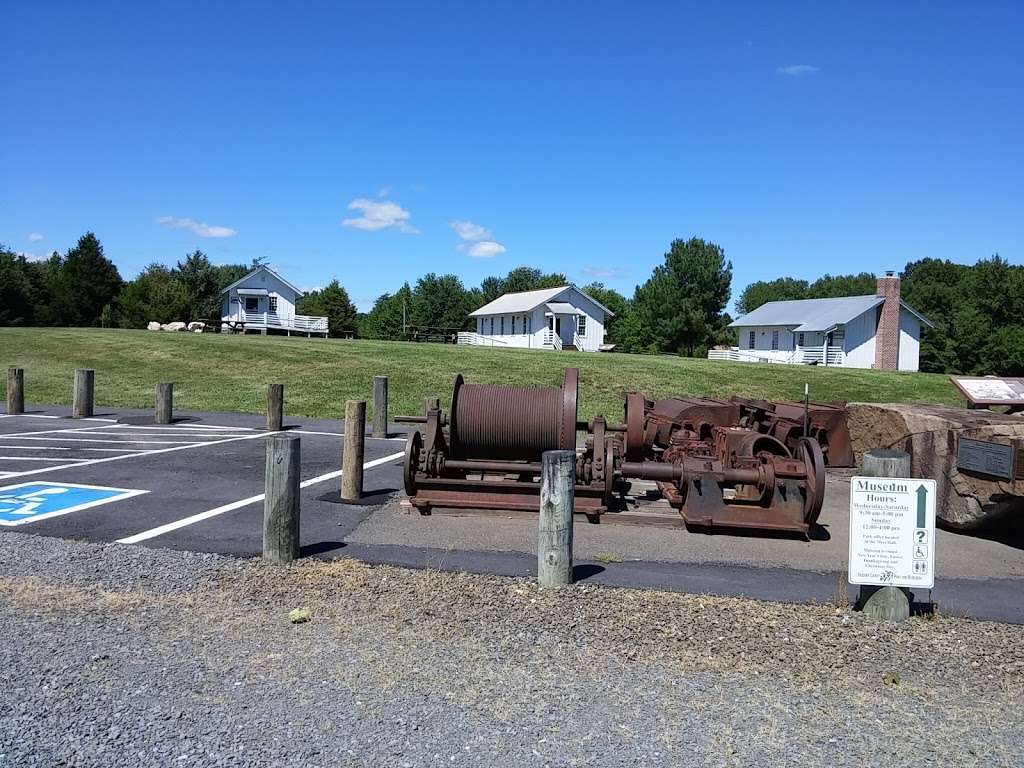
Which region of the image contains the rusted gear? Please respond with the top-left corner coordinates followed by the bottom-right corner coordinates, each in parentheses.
top-left (403, 430), bottom-right (422, 497)
top-left (797, 436), bottom-right (826, 526)
top-left (624, 391), bottom-right (646, 461)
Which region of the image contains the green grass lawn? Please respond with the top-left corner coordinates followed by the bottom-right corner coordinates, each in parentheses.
top-left (0, 328), bottom-right (960, 421)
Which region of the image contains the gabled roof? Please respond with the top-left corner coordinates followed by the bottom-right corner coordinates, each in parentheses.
top-left (470, 284), bottom-right (614, 317)
top-left (730, 294), bottom-right (933, 332)
top-left (220, 266), bottom-right (303, 296)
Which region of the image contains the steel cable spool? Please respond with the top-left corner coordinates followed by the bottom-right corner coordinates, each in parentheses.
top-left (450, 369), bottom-right (579, 462)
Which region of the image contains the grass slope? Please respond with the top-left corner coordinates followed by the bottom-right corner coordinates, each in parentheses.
top-left (0, 328), bottom-right (959, 421)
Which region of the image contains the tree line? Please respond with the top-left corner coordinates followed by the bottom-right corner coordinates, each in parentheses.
top-left (3, 232), bottom-right (1020, 374)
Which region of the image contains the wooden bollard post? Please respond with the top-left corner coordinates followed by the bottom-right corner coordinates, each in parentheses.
top-left (267, 383), bottom-right (284, 431)
top-left (860, 448), bottom-right (913, 621)
top-left (263, 433), bottom-right (300, 564)
top-left (372, 375), bottom-right (388, 438)
top-left (863, 449), bottom-right (911, 479)
top-left (7, 368), bottom-right (24, 415)
top-left (154, 383), bottom-right (174, 424)
top-left (538, 450), bottom-right (575, 587)
top-left (72, 369), bottom-right (95, 418)
top-left (341, 400), bottom-right (366, 501)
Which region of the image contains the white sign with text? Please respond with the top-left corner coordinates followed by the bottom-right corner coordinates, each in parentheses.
top-left (848, 476), bottom-right (936, 589)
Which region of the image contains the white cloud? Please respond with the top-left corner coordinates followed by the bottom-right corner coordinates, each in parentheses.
top-left (155, 216), bottom-right (237, 238)
top-left (449, 219), bottom-right (493, 241)
top-left (582, 265), bottom-right (626, 278)
top-left (342, 198), bottom-right (419, 234)
top-left (462, 241), bottom-right (506, 259)
top-left (27, 232), bottom-right (43, 242)
top-left (776, 64), bottom-right (819, 77)
top-left (15, 251), bottom-right (49, 262)
top-left (450, 218), bottom-right (505, 257)
top-left (377, 186), bottom-right (392, 198)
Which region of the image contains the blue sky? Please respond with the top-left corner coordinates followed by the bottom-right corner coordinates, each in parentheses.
top-left (2, 2), bottom-right (1021, 311)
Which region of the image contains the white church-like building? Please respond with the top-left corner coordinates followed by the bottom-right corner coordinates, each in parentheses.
top-left (460, 285), bottom-right (614, 352)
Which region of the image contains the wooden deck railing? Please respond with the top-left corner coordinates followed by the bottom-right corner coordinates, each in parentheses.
top-left (239, 311), bottom-right (328, 333)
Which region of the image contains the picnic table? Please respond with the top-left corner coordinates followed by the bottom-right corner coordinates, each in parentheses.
top-left (200, 318), bottom-right (246, 334)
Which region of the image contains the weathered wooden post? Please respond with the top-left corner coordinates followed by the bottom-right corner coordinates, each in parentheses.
top-left (263, 433), bottom-right (300, 564)
top-left (372, 376), bottom-right (388, 438)
top-left (341, 400), bottom-right (366, 501)
top-left (154, 383), bottom-right (174, 425)
top-left (267, 383), bottom-right (284, 431)
top-left (860, 448), bottom-right (913, 621)
top-left (863, 449), bottom-right (911, 479)
top-left (7, 368), bottom-right (24, 415)
top-left (538, 450), bottom-right (575, 587)
top-left (72, 369), bottom-right (95, 418)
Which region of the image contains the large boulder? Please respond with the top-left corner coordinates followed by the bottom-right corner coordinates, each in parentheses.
top-left (146, 321), bottom-right (161, 331)
top-left (187, 321), bottom-right (205, 333)
top-left (848, 403), bottom-right (1024, 529)
top-left (162, 321), bottom-right (187, 332)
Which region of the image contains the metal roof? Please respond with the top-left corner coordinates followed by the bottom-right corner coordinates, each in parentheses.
top-left (220, 266), bottom-right (303, 296)
top-left (545, 302), bottom-right (581, 315)
top-left (729, 295), bottom-right (886, 332)
top-left (470, 285), bottom-right (614, 317)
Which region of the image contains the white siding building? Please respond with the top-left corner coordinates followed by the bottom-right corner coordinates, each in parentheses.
top-left (461, 285), bottom-right (613, 352)
top-left (715, 274), bottom-right (932, 371)
top-left (220, 266), bottom-right (328, 336)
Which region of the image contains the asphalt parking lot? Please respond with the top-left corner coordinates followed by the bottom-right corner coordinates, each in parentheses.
top-left (2, 404), bottom-right (1023, 622)
top-left (0, 406), bottom-right (406, 556)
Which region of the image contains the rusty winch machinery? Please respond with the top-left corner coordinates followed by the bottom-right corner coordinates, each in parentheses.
top-left (399, 368), bottom-right (849, 536)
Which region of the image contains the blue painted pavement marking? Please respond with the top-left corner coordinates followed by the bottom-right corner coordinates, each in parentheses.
top-left (0, 482), bottom-right (148, 526)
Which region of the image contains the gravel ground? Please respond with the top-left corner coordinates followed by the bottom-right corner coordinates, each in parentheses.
top-left (1, 532), bottom-right (1022, 767)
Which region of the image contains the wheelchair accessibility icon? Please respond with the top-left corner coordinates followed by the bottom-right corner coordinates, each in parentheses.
top-left (0, 482), bottom-right (147, 526)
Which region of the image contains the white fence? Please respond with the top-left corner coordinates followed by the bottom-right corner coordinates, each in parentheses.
top-left (708, 346), bottom-right (846, 366)
top-left (456, 332), bottom-right (507, 346)
top-left (798, 345), bottom-right (845, 366)
top-left (240, 311), bottom-right (328, 334)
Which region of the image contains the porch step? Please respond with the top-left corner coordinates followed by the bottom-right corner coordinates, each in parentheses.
top-left (563, 344), bottom-right (577, 351)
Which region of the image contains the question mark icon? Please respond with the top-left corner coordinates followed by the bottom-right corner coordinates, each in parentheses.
top-left (916, 530), bottom-right (926, 543)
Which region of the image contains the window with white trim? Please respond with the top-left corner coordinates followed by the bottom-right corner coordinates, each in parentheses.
top-left (500, 316), bottom-right (505, 334)
top-left (490, 317), bottom-right (494, 334)
top-left (798, 332), bottom-right (805, 347)
top-left (269, 296), bottom-right (278, 313)
top-left (771, 330), bottom-right (779, 350)
top-left (748, 331), bottom-right (755, 349)
top-left (577, 315), bottom-right (586, 336)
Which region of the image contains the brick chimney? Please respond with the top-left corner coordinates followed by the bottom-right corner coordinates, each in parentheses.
top-left (874, 271), bottom-right (900, 370)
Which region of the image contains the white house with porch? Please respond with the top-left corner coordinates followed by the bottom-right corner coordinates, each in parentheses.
top-left (460, 285), bottom-right (613, 352)
top-left (712, 273), bottom-right (932, 371)
top-left (220, 266), bottom-right (328, 336)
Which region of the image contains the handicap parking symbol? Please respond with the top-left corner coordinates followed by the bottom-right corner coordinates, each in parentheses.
top-left (0, 482), bottom-right (147, 526)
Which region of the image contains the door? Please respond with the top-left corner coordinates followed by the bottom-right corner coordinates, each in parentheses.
top-left (559, 316), bottom-right (574, 347)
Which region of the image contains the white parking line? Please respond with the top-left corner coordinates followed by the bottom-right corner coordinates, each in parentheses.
top-left (0, 456), bottom-right (74, 462)
top-left (0, 445), bottom-right (143, 453)
top-left (115, 451), bottom-right (406, 544)
top-left (0, 414), bottom-right (117, 422)
top-left (0, 424), bottom-right (132, 439)
top-left (0, 436), bottom-right (207, 445)
top-left (0, 430), bottom-right (280, 481)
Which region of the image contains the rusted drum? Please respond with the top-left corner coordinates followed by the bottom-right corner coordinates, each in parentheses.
top-left (449, 368), bottom-right (579, 461)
